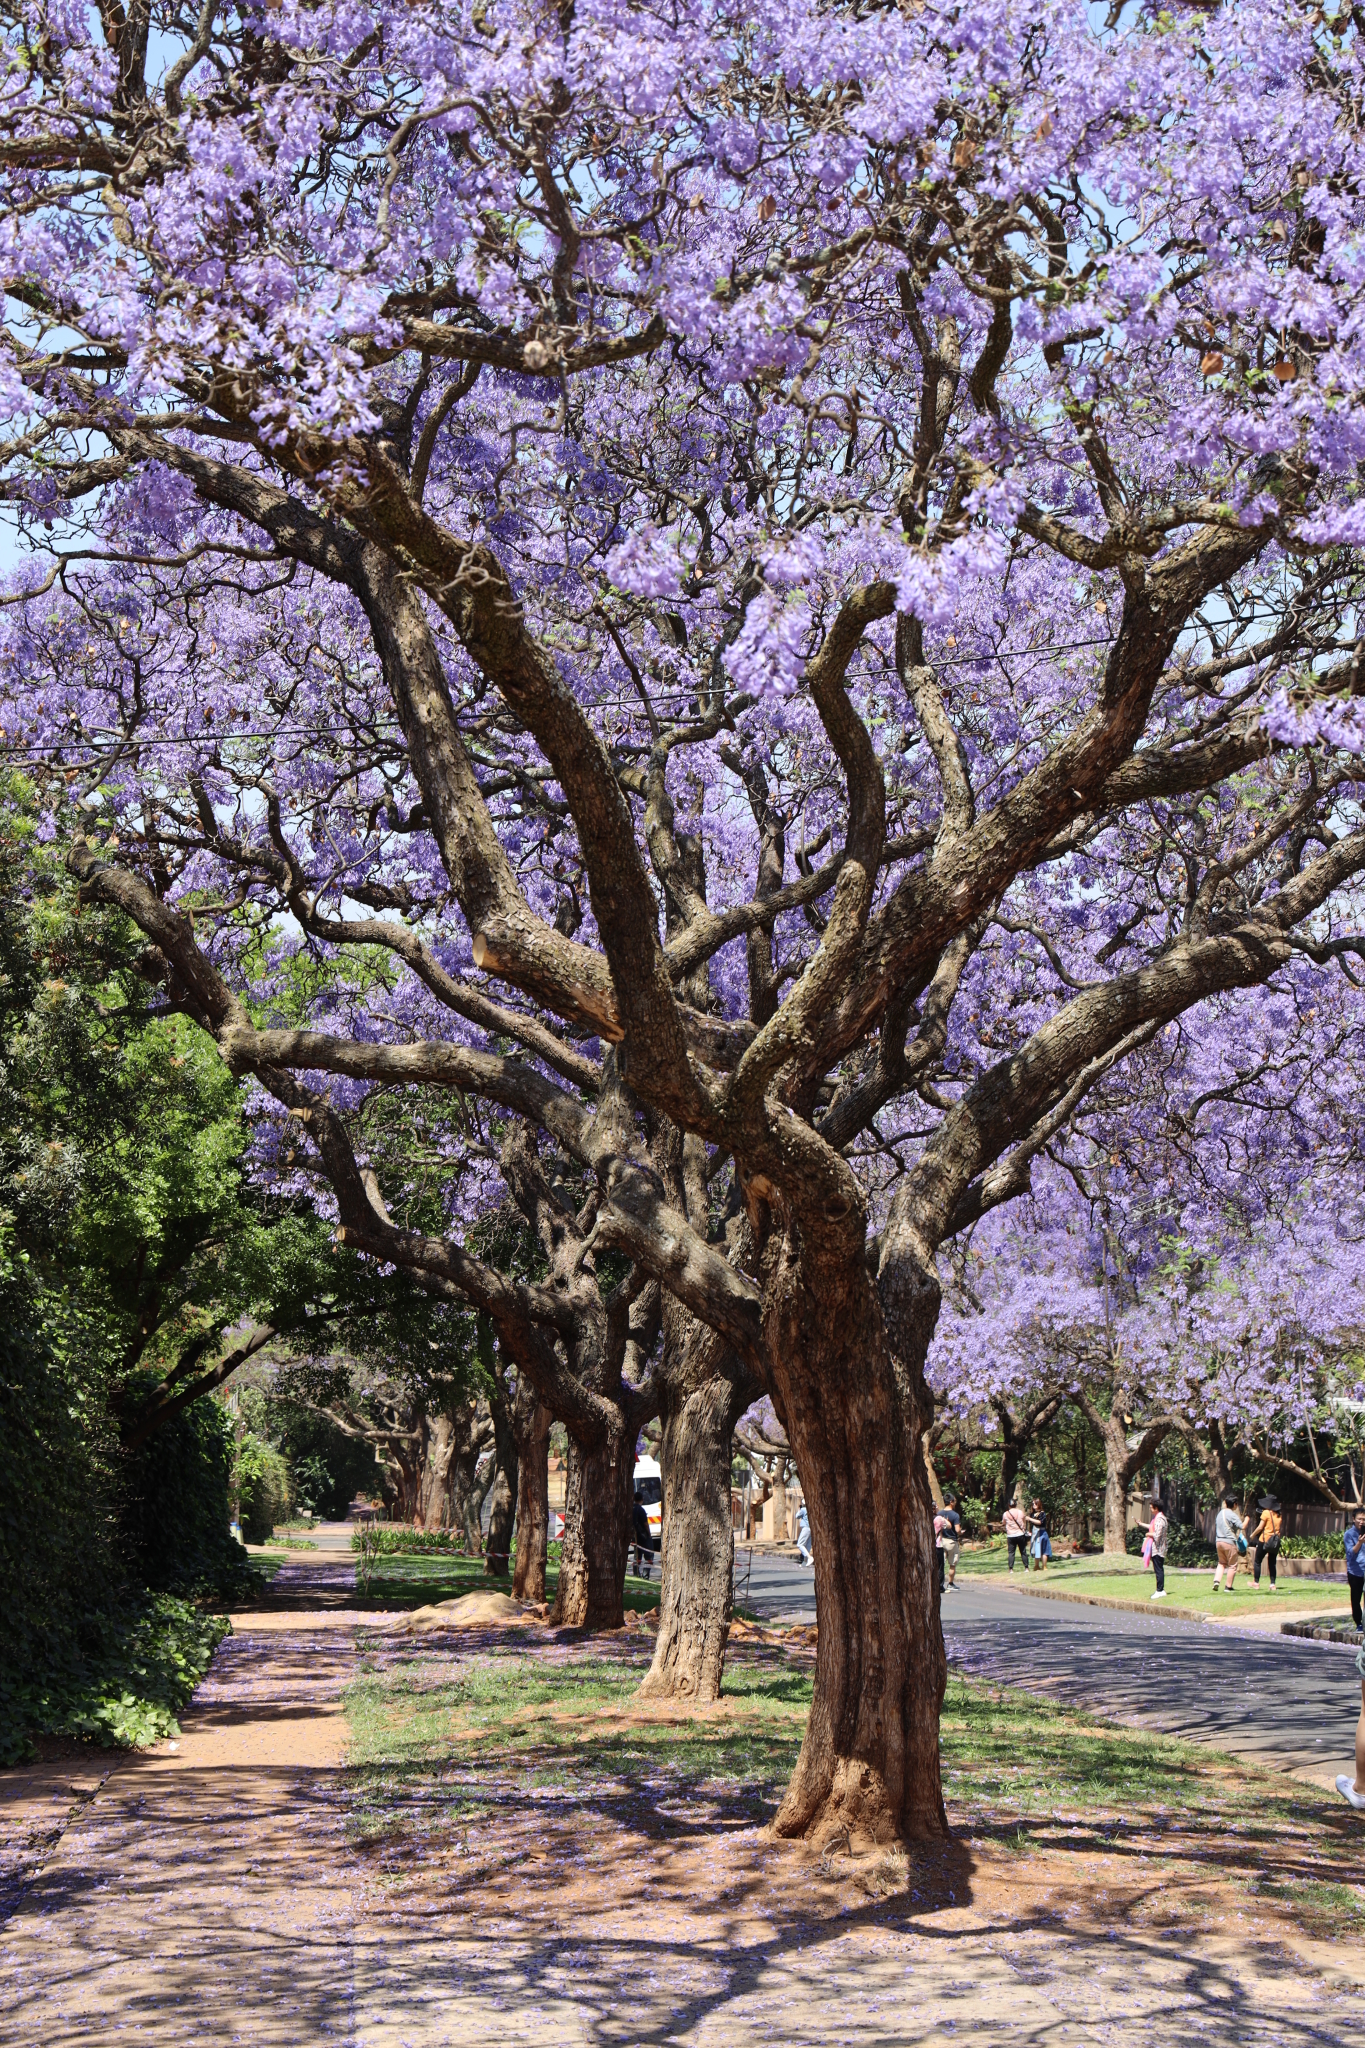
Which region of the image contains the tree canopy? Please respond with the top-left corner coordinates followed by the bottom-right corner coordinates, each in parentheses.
top-left (4, 0), bottom-right (1365, 1842)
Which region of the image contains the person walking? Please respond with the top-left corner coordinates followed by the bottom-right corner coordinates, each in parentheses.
top-left (1346, 1508), bottom-right (1365, 1632)
top-left (1147, 1497), bottom-right (1169, 1600)
top-left (794, 1500), bottom-right (813, 1568)
top-left (1003, 1497), bottom-right (1029, 1573)
top-left (631, 1488), bottom-right (657, 1581)
top-left (1337, 1641), bottom-right (1365, 1810)
top-left (1028, 1499), bottom-right (1052, 1572)
top-left (937, 1493), bottom-right (963, 1591)
top-left (1247, 1495), bottom-right (1282, 1591)
top-left (1212, 1495), bottom-right (1246, 1591)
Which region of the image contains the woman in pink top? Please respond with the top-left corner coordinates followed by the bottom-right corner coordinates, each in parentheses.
top-left (1147, 1501), bottom-right (1169, 1600)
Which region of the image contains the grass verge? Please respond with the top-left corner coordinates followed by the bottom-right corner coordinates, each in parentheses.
top-left (360, 1550), bottom-right (665, 1614)
top-left (342, 1630), bottom-right (1365, 1947)
top-left (1012, 1570), bottom-right (1352, 1618)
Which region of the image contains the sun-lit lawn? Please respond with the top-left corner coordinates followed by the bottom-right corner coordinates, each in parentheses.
top-left (342, 1634), bottom-right (1365, 1942)
top-left (955, 1543), bottom-right (1350, 1616)
top-left (1011, 1568), bottom-right (1352, 1620)
top-left (355, 1549), bottom-right (665, 1614)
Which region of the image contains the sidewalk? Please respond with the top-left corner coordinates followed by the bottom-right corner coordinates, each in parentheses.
top-left (0, 1560), bottom-right (361, 2046)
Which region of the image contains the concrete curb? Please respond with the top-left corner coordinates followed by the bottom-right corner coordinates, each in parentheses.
top-left (1281, 1618), bottom-right (1365, 1645)
top-left (1007, 1583), bottom-right (1205, 1621)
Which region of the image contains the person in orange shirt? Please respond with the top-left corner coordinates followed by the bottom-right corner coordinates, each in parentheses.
top-left (1247, 1496), bottom-right (1282, 1591)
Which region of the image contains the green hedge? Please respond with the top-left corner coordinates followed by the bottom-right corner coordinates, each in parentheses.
top-left (235, 1431), bottom-right (293, 1545)
top-left (122, 1380), bottom-right (254, 1597)
top-left (1280, 1533), bottom-right (1346, 1559)
top-left (351, 1525), bottom-right (466, 1555)
top-left (0, 1595), bottom-right (231, 1765)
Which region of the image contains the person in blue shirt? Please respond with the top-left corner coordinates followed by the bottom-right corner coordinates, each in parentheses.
top-left (1346, 1509), bottom-right (1365, 1633)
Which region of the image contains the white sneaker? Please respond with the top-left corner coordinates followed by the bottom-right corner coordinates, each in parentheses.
top-left (1151, 1591), bottom-right (1166, 1600)
top-left (1337, 1775), bottom-right (1365, 1811)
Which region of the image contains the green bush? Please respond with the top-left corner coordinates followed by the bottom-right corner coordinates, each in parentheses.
top-left (0, 1249), bottom-right (119, 1700)
top-left (1280, 1533), bottom-right (1346, 1559)
top-left (956, 1495), bottom-right (988, 1538)
top-left (0, 1594), bottom-right (231, 1765)
top-left (1125, 1522), bottom-right (1216, 1566)
top-left (353, 1525), bottom-right (464, 1555)
top-left (122, 1379), bottom-right (254, 1597)
top-left (235, 1430), bottom-right (293, 1544)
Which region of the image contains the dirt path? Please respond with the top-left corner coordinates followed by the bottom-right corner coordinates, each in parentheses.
top-left (0, 1558), bottom-right (366, 2047)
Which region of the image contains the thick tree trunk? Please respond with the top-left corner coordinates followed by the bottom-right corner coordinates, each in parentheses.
top-left (512, 1391), bottom-right (551, 1602)
top-left (417, 1411), bottom-right (458, 1531)
top-left (549, 1422), bottom-right (633, 1629)
top-left (639, 1363), bottom-right (749, 1703)
top-left (764, 1233), bottom-right (947, 1847)
top-left (484, 1377), bottom-right (518, 1574)
top-left (1101, 1447), bottom-right (1130, 1556)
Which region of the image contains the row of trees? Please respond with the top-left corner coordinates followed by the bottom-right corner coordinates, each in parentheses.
top-left (5, 0), bottom-right (1365, 1847)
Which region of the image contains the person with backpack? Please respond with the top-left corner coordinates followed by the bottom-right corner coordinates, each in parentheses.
top-left (1248, 1495), bottom-right (1282, 1591)
top-left (1147, 1498), bottom-right (1169, 1600)
top-left (1212, 1495), bottom-right (1246, 1590)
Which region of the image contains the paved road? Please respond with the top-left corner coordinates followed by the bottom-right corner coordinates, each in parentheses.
top-left (741, 1556), bottom-right (1362, 1786)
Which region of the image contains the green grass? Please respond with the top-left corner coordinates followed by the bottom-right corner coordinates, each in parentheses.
top-left (341, 1633), bottom-right (1365, 1941)
top-left (1014, 1569), bottom-right (1351, 1617)
top-left (344, 1640), bottom-right (806, 1848)
top-left (361, 1550), bottom-right (664, 1614)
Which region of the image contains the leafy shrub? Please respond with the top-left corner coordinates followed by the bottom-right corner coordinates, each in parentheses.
top-left (1280, 1533), bottom-right (1346, 1559)
top-left (956, 1496), bottom-right (988, 1538)
top-left (1125, 1523), bottom-right (1215, 1565)
top-left (0, 1595), bottom-right (231, 1765)
top-left (0, 1244), bottom-right (120, 1699)
top-left (234, 1430), bottom-right (293, 1544)
top-left (122, 1379), bottom-right (254, 1596)
top-left (353, 1525), bottom-right (465, 1555)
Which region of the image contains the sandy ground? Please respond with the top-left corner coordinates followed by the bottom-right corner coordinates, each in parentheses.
top-left (2, 1559), bottom-right (1362, 2046)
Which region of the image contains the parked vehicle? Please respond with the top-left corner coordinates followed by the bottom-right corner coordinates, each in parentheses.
top-left (634, 1456), bottom-right (663, 1544)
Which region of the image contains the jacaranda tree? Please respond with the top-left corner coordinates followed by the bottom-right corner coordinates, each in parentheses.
top-left (5, 0), bottom-right (1365, 1843)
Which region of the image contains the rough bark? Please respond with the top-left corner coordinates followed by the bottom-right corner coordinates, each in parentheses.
top-left (988, 1394), bottom-right (1063, 1519)
top-left (1072, 1389), bottom-right (1177, 1553)
top-left (450, 1398), bottom-right (496, 1548)
top-left (639, 1321), bottom-right (756, 1703)
top-left (511, 1381), bottom-right (552, 1602)
top-left (483, 1357), bottom-right (520, 1572)
top-left (550, 1421), bottom-right (634, 1629)
top-left (417, 1409), bottom-right (460, 1531)
top-left (764, 1228), bottom-right (947, 1848)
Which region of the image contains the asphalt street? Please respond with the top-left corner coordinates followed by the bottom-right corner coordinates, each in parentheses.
top-left (738, 1551), bottom-right (1362, 1786)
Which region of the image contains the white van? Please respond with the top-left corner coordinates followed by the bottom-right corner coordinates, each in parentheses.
top-left (634, 1455), bottom-right (663, 1543)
